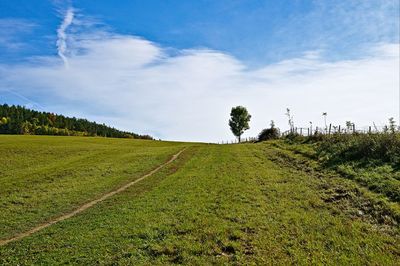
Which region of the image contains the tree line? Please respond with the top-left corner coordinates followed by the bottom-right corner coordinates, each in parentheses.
top-left (0, 104), bottom-right (153, 140)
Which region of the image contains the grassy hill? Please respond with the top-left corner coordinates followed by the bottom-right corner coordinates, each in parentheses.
top-left (0, 135), bottom-right (399, 264)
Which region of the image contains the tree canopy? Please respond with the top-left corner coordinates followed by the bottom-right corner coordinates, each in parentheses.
top-left (229, 106), bottom-right (251, 142)
top-left (0, 104), bottom-right (153, 139)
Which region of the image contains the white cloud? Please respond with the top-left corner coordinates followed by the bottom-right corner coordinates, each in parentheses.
top-left (56, 8), bottom-right (74, 68)
top-left (0, 24), bottom-right (398, 142)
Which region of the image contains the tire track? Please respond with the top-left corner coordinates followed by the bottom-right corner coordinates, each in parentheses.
top-left (0, 147), bottom-right (187, 246)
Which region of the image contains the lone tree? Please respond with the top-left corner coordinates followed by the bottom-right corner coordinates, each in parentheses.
top-left (229, 106), bottom-right (251, 142)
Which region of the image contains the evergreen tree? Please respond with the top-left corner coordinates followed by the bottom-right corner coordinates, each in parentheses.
top-left (0, 104), bottom-right (153, 140)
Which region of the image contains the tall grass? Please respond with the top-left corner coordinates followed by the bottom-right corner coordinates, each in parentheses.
top-left (316, 133), bottom-right (400, 167)
top-left (280, 132), bottom-right (400, 202)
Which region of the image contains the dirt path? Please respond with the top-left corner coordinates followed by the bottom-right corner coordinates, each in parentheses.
top-left (0, 147), bottom-right (187, 246)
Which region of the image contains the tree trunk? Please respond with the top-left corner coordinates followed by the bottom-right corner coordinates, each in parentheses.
top-left (238, 135), bottom-right (241, 143)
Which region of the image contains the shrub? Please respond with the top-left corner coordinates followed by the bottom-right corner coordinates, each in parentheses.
top-left (258, 127), bottom-right (280, 141)
top-left (307, 131), bottom-right (325, 142)
top-left (258, 121), bottom-right (280, 141)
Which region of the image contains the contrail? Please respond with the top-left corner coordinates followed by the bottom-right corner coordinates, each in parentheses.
top-left (4, 89), bottom-right (45, 110)
top-left (57, 8), bottom-right (74, 68)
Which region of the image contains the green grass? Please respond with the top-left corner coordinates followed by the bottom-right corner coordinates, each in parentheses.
top-left (0, 136), bottom-right (399, 264)
top-left (280, 133), bottom-right (400, 203)
top-left (275, 136), bottom-right (400, 203)
top-left (0, 135), bottom-right (187, 239)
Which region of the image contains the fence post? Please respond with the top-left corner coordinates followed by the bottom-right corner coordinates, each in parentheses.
top-left (328, 124), bottom-right (332, 135)
top-left (353, 124), bottom-right (356, 133)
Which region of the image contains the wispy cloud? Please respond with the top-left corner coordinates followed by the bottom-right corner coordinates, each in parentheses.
top-left (0, 19), bottom-right (36, 50)
top-left (56, 8), bottom-right (74, 68)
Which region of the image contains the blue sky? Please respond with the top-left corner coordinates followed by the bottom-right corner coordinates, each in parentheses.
top-left (2, 0), bottom-right (398, 64)
top-left (0, 0), bottom-right (399, 141)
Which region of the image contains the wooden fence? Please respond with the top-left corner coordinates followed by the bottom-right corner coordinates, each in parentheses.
top-left (219, 124), bottom-right (397, 144)
top-left (218, 137), bottom-right (257, 144)
top-left (280, 124), bottom-right (393, 137)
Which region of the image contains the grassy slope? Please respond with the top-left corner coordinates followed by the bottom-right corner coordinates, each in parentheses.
top-left (274, 138), bottom-right (400, 203)
top-left (0, 135), bottom-right (187, 239)
top-left (1, 138), bottom-right (399, 265)
top-left (270, 140), bottom-right (400, 223)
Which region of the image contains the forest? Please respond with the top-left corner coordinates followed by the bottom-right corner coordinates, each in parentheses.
top-left (0, 104), bottom-right (153, 139)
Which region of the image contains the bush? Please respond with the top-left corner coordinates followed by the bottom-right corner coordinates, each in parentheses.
top-left (307, 131), bottom-right (325, 142)
top-left (282, 132), bottom-right (313, 144)
top-left (258, 121), bottom-right (280, 141)
top-left (258, 128), bottom-right (280, 141)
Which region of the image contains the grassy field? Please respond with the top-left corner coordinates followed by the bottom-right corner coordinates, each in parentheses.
top-left (0, 135), bottom-right (187, 239)
top-left (0, 136), bottom-right (399, 264)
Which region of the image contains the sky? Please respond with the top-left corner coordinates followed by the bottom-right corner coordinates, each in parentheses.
top-left (0, 0), bottom-right (399, 142)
